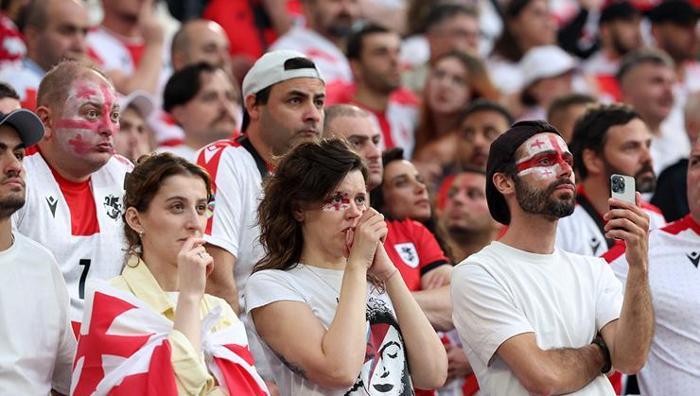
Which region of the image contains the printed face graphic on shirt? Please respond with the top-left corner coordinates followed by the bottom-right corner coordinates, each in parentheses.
top-left (515, 134), bottom-right (575, 184)
top-left (53, 75), bottom-right (120, 165)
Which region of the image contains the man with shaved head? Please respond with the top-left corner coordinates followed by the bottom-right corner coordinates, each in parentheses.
top-left (13, 60), bottom-right (132, 331)
top-left (171, 19), bottom-right (233, 78)
top-left (0, 0), bottom-right (89, 109)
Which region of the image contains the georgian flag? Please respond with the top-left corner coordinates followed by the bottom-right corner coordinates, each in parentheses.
top-left (71, 280), bottom-right (269, 395)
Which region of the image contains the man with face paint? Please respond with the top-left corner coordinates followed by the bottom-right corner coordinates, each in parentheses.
top-left (12, 60), bottom-right (133, 331)
top-left (558, 104), bottom-right (666, 257)
top-left (452, 120), bottom-right (654, 395)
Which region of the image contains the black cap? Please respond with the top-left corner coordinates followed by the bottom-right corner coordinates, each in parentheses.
top-left (0, 109), bottom-right (44, 147)
top-left (648, 0), bottom-right (700, 26)
top-left (485, 120), bottom-right (562, 225)
top-left (599, 1), bottom-right (640, 25)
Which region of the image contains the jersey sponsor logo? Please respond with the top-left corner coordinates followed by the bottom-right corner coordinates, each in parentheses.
top-left (394, 242), bottom-right (418, 268)
top-left (590, 237), bottom-right (601, 254)
top-left (103, 194), bottom-right (122, 220)
top-left (687, 251), bottom-right (700, 268)
top-left (46, 195), bottom-right (58, 217)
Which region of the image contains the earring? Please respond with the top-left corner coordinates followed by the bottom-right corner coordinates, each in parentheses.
top-left (139, 231), bottom-right (145, 238)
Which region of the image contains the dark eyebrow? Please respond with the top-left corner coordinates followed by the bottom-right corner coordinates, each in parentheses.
top-left (347, 134), bottom-right (369, 142)
top-left (0, 142), bottom-right (25, 151)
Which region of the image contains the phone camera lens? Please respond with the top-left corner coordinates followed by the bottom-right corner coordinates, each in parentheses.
top-left (612, 176), bottom-right (625, 193)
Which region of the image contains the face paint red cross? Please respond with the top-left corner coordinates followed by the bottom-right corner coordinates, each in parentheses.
top-left (530, 139), bottom-right (546, 149)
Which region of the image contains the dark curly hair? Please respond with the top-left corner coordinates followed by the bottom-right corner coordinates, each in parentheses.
top-left (255, 138), bottom-right (368, 272)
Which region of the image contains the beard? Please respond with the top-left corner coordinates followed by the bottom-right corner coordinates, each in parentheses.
top-left (0, 193), bottom-right (25, 219)
top-left (605, 160), bottom-right (656, 193)
top-left (513, 175), bottom-right (575, 219)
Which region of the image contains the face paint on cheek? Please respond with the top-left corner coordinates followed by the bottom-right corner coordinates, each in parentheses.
top-left (67, 134), bottom-right (92, 155)
top-left (322, 192), bottom-right (352, 211)
top-left (99, 84), bottom-right (119, 135)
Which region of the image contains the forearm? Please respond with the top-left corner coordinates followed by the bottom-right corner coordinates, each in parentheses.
top-left (386, 272), bottom-right (447, 389)
top-left (173, 293), bottom-right (203, 355)
top-left (525, 345), bottom-right (604, 395)
top-left (116, 43), bottom-right (164, 94)
top-left (613, 266), bottom-right (654, 373)
top-left (412, 286), bottom-right (454, 331)
top-left (205, 248), bottom-right (240, 314)
top-left (321, 265), bottom-right (369, 377)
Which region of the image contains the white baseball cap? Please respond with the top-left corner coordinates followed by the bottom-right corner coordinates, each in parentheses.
top-left (242, 50), bottom-right (325, 98)
top-left (0, 109), bottom-right (44, 147)
top-left (520, 45), bottom-right (577, 88)
top-left (118, 90), bottom-right (155, 119)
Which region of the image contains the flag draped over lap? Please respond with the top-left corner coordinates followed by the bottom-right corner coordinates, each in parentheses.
top-left (70, 280), bottom-right (269, 396)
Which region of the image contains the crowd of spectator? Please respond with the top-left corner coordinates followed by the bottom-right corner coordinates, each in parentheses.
top-left (0, 0), bottom-right (699, 394)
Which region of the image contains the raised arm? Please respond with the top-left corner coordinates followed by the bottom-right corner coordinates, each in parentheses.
top-left (601, 194), bottom-right (654, 373)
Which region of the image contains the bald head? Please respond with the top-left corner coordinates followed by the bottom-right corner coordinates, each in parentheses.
top-left (171, 19), bottom-right (232, 75)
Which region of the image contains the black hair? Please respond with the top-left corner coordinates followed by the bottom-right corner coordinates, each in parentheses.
top-left (425, 3), bottom-right (479, 32)
top-left (163, 62), bottom-right (219, 113)
top-left (346, 23), bottom-right (392, 61)
top-left (456, 99), bottom-right (514, 127)
top-left (0, 82), bottom-right (19, 100)
top-left (569, 103), bottom-right (640, 179)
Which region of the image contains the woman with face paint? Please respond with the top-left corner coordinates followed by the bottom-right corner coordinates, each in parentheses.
top-left (73, 153), bottom-right (269, 395)
top-left (245, 139), bottom-right (447, 395)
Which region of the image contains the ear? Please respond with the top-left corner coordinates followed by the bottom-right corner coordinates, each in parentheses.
top-left (169, 105), bottom-right (186, 126)
top-left (349, 59), bottom-right (362, 81)
top-left (493, 172), bottom-right (515, 196)
top-left (582, 148), bottom-right (604, 177)
top-left (292, 205), bottom-right (305, 222)
top-left (124, 207), bottom-right (145, 235)
top-left (244, 94), bottom-right (261, 122)
top-left (35, 105), bottom-right (53, 141)
top-left (650, 24), bottom-right (661, 42)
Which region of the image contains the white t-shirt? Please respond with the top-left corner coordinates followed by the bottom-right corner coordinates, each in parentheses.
top-left (556, 197), bottom-right (666, 257)
top-left (246, 264), bottom-right (414, 396)
top-left (0, 233), bottom-right (75, 394)
top-left (156, 143), bottom-right (197, 163)
top-left (12, 153), bottom-right (132, 322)
top-left (451, 241), bottom-right (623, 395)
top-left (269, 26), bottom-right (353, 84)
top-left (608, 215), bottom-right (700, 395)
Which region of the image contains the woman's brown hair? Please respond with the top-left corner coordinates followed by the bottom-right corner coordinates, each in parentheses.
top-left (254, 138), bottom-right (368, 273)
top-left (123, 152), bottom-right (212, 258)
top-left (414, 50), bottom-right (500, 155)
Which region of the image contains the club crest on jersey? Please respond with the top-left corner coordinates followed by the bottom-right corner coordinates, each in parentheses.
top-left (687, 251), bottom-right (700, 268)
top-left (46, 195), bottom-right (58, 217)
top-left (103, 194), bottom-right (122, 220)
top-left (394, 243), bottom-right (419, 268)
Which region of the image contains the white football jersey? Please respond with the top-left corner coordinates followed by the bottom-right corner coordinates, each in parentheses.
top-left (13, 152), bottom-right (132, 322)
top-left (556, 190), bottom-right (666, 257)
top-left (607, 215), bottom-right (700, 395)
top-left (0, 58), bottom-right (43, 109)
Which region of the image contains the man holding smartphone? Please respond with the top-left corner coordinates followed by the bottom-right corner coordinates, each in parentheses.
top-left (451, 120), bottom-right (654, 395)
top-left (605, 134), bottom-right (700, 394)
top-left (557, 103), bottom-right (666, 256)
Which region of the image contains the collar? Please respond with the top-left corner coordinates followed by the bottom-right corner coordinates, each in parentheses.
top-left (684, 214), bottom-right (700, 236)
top-left (22, 58), bottom-right (45, 76)
top-left (121, 255), bottom-right (175, 316)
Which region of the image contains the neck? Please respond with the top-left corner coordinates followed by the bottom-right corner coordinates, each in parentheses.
top-left (643, 116), bottom-right (662, 136)
top-left (299, 237), bottom-right (346, 270)
top-left (691, 209), bottom-right (700, 226)
top-left (602, 45), bottom-right (622, 61)
top-left (184, 135), bottom-right (208, 151)
top-left (245, 127), bottom-right (276, 165)
top-left (499, 212), bottom-right (558, 254)
top-left (101, 13), bottom-right (140, 38)
top-left (0, 218), bottom-right (14, 251)
top-left (39, 146), bottom-right (96, 182)
top-left (447, 229), bottom-right (493, 262)
top-left (581, 178), bottom-right (610, 218)
top-left (141, 248), bottom-right (179, 291)
top-left (433, 113), bottom-right (459, 137)
top-left (353, 83), bottom-right (390, 112)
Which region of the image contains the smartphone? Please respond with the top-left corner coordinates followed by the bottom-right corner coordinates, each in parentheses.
top-left (610, 174), bottom-right (636, 206)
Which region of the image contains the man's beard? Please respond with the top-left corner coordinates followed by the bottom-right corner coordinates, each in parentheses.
top-left (610, 31), bottom-right (635, 57)
top-left (605, 160), bottom-right (656, 193)
top-left (0, 194), bottom-right (25, 219)
top-left (513, 175), bottom-right (575, 219)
